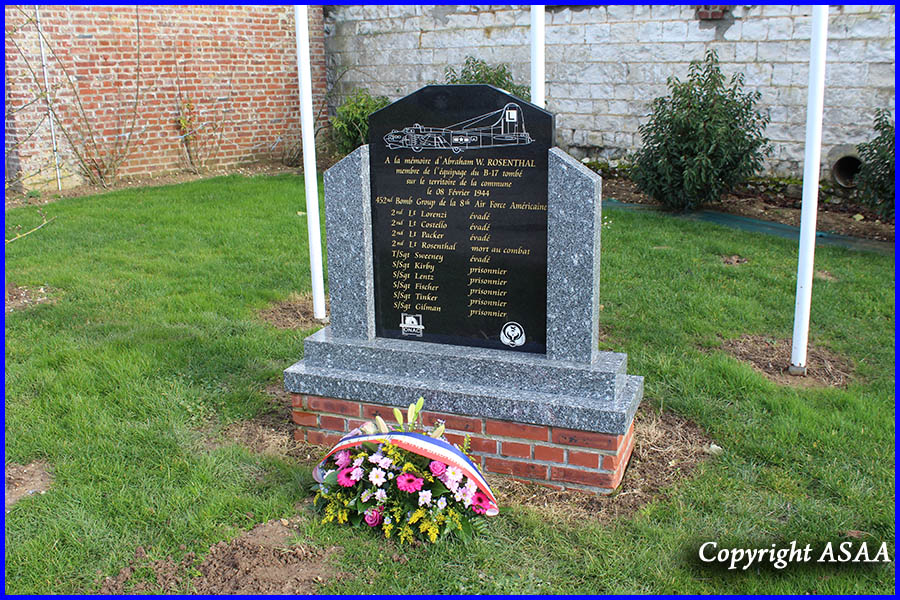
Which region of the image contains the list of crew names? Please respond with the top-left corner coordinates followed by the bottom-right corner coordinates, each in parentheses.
top-left (369, 90), bottom-right (552, 353)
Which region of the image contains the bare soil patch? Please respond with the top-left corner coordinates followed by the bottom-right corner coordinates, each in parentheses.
top-left (258, 293), bottom-right (330, 331)
top-left (490, 404), bottom-right (712, 524)
top-left (5, 461), bottom-right (53, 512)
top-left (98, 518), bottom-right (340, 594)
top-left (721, 254), bottom-right (749, 265)
top-left (603, 176), bottom-right (894, 242)
top-left (814, 270), bottom-right (838, 282)
top-left (721, 334), bottom-right (853, 388)
top-left (5, 283), bottom-right (55, 313)
top-left (205, 382), bottom-right (324, 467)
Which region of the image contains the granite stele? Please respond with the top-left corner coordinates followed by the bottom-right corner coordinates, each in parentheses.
top-left (285, 85), bottom-right (643, 493)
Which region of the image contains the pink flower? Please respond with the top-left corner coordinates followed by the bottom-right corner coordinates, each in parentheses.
top-left (471, 490), bottom-right (491, 514)
top-left (364, 507), bottom-right (383, 527)
top-left (337, 467), bottom-right (356, 487)
top-left (396, 472), bottom-right (424, 493)
top-left (429, 461), bottom-right (447, 477)
top-left (334, 450), bottom-right (351, 469)
top-left (444, 466), bottom-right (463, 482)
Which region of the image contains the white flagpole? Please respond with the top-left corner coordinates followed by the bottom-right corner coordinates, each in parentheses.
top-left (789, 5), bottom-right (829, 375)
top-left (530, 6), bottom-right (545, 107)
top-left (294, 5), bottom-right (326, 320)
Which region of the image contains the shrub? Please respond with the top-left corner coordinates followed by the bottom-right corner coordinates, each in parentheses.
top-left (632, 49), bottom-right (770, 211)
top-left (330, 88), bottom-right (391, 156)
top-left (444, 56), bottom-right (530, 101)
top-left (856, 109), bottom-right (895, 220)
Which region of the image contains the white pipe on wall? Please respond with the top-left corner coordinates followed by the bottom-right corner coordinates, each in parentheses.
top-left (294, 5), bottom-right (326, 320)
top-left (789, 5), bottom-right (829, 375)
top-left (35, 6), bottom-right (62, 191)
top-left (530, 6), bottom-right (545, 108)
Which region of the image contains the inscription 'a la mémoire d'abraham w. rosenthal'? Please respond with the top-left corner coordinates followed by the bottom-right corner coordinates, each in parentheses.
top-left (369, 85), bottom-right (554, 353)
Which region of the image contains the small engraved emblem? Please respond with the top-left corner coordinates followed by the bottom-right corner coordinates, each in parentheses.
top-left (400, 313), bottom-right (424, 337)
top-left (500, 321), bottom-right (525, 347)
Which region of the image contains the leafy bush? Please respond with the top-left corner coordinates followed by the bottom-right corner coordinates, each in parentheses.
top-left (330, 88), bottom-right (391, 156)
top-left (444, 56), bottom-right (530, 101)
top-left (856, 109), bottom-right (895, 219)
top-left (632, 50), bottom-right (770, 211)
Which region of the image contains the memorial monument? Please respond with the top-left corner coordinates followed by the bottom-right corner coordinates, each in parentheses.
top-left (285, 85), bottom-right (643, 493)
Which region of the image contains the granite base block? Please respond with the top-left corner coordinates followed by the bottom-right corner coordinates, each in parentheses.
top-left (284, 326), bottom-right (642, 436)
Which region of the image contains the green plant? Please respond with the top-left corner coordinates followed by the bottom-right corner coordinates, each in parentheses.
top-left (856, 108), bottom-right (895, 220)
top-left (330, 88), bottom-right (391, 156)
top-left (632, 49), bottom-right (770, 211)
top-left (583, 158), bottom-right (634, 180)
top-left (444, 56), bottom-right (530, 101)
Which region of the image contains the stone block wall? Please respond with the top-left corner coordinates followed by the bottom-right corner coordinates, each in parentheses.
top-left (5, 5), bottom-right (327, 191)
top-left (324, 4), bottom-right (895, 177)
top-left (292, 394), bottom-right (636, 494)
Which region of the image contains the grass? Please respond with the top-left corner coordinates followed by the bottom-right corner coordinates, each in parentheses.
top-left (4, 173), bottom-right (895, 594)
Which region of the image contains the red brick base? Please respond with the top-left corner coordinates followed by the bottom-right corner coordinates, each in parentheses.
top-left (291, 394), bottom-right (636, 494)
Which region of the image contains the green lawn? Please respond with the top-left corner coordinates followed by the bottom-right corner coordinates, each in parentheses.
top-left (4, 174), bottom-right (895, 594)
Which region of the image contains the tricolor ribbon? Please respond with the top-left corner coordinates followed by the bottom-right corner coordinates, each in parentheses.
top-left (313, 430), bottom-right (499, 516)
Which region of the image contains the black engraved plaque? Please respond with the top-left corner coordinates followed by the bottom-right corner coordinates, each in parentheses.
top-left (369, 85), bottom-right (554, 353)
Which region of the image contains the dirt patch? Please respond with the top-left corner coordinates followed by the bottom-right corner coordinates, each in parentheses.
top-left (490, 404), bottom-right (712, 524)
top-left (258, 293), bottom-right (330, 331)
top-left (204, 382), bottom-right (322, 467)
top-left (603, 176), bottom-right (894, 242)
top-left (5, 461), bottom-right (53, 512)
top-left (98, 518), bottom-right (339, 594)
top-left (721, 254), bottom-right (749, 265)
top-left (814, 270), bottom-right (838, 282)
top-left (721, 334), bottom-right (853, 388)
top-left (5, 283), bottom-right (55, 313)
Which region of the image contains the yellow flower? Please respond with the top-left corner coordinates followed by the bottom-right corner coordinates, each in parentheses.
top-left (408, 508), bottom-right (426, 524)
top-left (399, 524), bottom-right (414, 544)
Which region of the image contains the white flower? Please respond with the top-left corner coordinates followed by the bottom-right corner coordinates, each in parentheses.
top-left (445, 466), bottom-right (463, 482)
top-left (445, 477), bottom-right (459, 493)
top-left (387, 472), bottom-right (395, 479)
top-left (352, 456), bottom-right (364, 468)
top-left (375, 489), bottom-right (387, 502)
top-left (418, 489), bottom-right (432, 506)
top-left (369, 468), bottom-right (387, 487)
top-left (464, 478), bottom-right (478, 495)
top-left (368, 453), bottom-right (383, 464)
top-left (361, 489), bottom-right (373, 502)
top-left (378, 456), bottom-right (394, 470)
top-left (436, 497), bottom-right (447, 510)
top-left (384, 515), bottom-right (392, 525)
top-left (350, 467), bottom-right (364, 481)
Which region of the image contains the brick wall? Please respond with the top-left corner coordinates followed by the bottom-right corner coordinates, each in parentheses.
top-left (292, 394), bottom-right (636, 494)
top-left (5, 5), bottom-right (327, 190)
top-left (324, 4), bottom-right (895, 178)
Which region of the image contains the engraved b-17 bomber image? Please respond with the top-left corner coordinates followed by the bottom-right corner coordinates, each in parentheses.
top-left (383, 103), bottom-right (532, 153)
